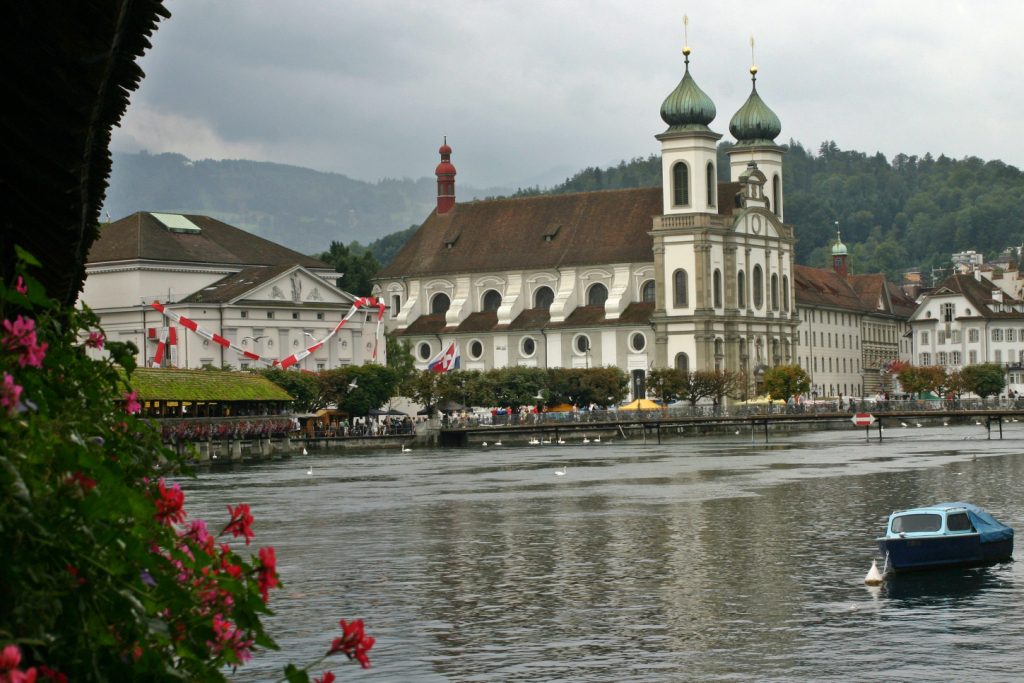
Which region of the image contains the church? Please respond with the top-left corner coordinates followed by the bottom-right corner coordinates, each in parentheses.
top-left (374, 44), bottom-right (909, 400)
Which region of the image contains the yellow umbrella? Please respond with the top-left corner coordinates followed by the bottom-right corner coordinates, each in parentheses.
top-left (620, 398), bottom-right (661, 411)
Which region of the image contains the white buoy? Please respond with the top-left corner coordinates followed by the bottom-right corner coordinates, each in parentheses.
top-left (864, 559), bottom-right (884, 585)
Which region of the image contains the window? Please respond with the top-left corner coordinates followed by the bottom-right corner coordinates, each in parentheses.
top-left (316, 362), bottom-right (326, 372)
top-left (892, 514), bottom-right (942, 533)
top-left (430, 293), bottom-right (451, 315)
top-left (641, 280), bottom-right (655, 303)
top-left (969, 328), bottom-right (979, 343)
top-left (240, 311), bottom-right (248, 319)
top-left (951, 330), bottom-right (962, 344)
top-left (469, 340), bottom-right (483, 359)
top-left (737, 270), bottom-right (746, 308)
top-left (942, 303), bottom-right (955, 321)
top-left (946, 513), bottom-right (973, 533)
top-left (534, 286), bottom-right (554, 309)
top-left (969, 350), bottom-right (978, 364)
top-left (995, 350), bottom-right (1003, 363)
top-left (770, 273), bottom-right (779, 311)
top-left (937, 351), bottom-right (947, 365)
top-left (391, 294), bottom-right (401, 317)
top-left (587, 284), bottom-right (608, 307)
top-left (675, 352), bottom-right (689, 373)
top-left (630, 332), bottom-right (646, 352)
top-left (706, 162), bottom-right (716, 207)
top-left (482, 290), bottom-right (502, 312)
top-left (417, 342), bottom-right (432, 360)
top-left (782, 276), bottom-right (790, 311)
top-left (266, 311), bottom-right (274, 319)
top-left (951, 351), bottom-right (962, 365)
top-left (753, 265), bottom-right (764, 309)
top-left (673, 270), bottom-right (688, 307)
top-left (920, 352), bottom-right (931, 364)
top-left (1008, 329), bottom-right (1017, 342)
top-left (292, 312), bottom-right (300, 320)
top-left (672, 162), bottom-right (689, 206)
top-left (521, 337), bottom-right (536, 357)
top-left (575, 334), bottom-right (591, 354)
top-left (920, 331), bottom-right (929, 345)
top-left (713, 269), bottom-right (722, 308)
top-left (772, 175), bottom-right (781, 216)
top-left (937, 331), bottom-right (946, 345)
top-left (992, 329), bottom-right (1004, 342)
top-left (316, 312), bottom-right (325, 320)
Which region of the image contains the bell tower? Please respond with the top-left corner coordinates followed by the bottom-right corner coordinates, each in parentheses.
top-left (435, 137), bottom-right (456, 214)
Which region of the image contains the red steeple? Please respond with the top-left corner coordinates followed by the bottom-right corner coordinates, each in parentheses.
top-left (435, 137), bottom-right (456, 214)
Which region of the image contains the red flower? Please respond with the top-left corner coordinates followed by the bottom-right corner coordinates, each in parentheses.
top-left (328, 618), bottom-right (375, 669)
top-left (37, 664), bottom-right (67, 683)
top-left (123, 390), bottom-right (141, 415)
top-left (207, 614), bottom-right (253, 664)
top-left (67, 471), bottom-right (96, 492)
top-left (223, 503), bottom-right (254, 545)
top-left (314, 673), bottom-right (336, 683)
top-left (85, 331), bottom-right (105, 350)
top-left (14, 276), bottom-right (27, 295)
top-left (154, 479), bottom-right (186, 526)
top-left (0, 644), bottom-right (38, 683)
top-left (256, 546), bottom-right (280, 603)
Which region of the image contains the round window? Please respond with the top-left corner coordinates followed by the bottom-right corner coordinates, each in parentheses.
top-left (575, 335), bottom-right (591, 354)
top-left (521, 337), bottom-right (536, 357)
top-left (418, 342), bottom-right (432, 360)
top-left (630, 332), bottom-right (646, 352)
top-left (470, 339), bottom-right (483, 359)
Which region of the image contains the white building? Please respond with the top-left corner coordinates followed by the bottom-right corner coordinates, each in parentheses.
top-left (908, 271), bottom-right (1024, 392)
top-left (82, 212), bottom-right (380, 371)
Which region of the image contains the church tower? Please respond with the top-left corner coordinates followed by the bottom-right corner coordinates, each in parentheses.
top-left (832, 230), bottom-right (848, 277)
top-left (728, 55), bottom-right (785, 220)
top-left (435, 137), bottom-right (456, 214)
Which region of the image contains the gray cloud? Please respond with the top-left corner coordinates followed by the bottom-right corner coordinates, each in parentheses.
top-left (114, 0), bottom-right (1024, 188)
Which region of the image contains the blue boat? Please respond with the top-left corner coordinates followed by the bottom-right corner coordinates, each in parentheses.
top-left (876, 502), bottom-right (1014, 572)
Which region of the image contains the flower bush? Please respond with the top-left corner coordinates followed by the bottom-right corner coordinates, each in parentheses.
top-left (0, 251), bottom-right (372, 681)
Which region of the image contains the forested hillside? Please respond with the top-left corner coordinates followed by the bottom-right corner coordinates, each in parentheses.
top-left (517, 141), bottom-right (1024, 279)
top-left (103, 152), bottom-right (512, 254)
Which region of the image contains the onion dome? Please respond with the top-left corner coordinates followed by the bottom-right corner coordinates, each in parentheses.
top-left (435, 136), bottom-right (456, 177)
top-left (831, 231), bottom-right (848, 255)
top-left (660, 48), bottom-right (716, 132)
top-left (729, 67), bottom-right (781, 144)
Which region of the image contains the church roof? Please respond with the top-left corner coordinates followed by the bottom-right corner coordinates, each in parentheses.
top-left (794, 265), bottom-right (914, 318)
top-left (87, 211), bottom-right (329, 269)
top-left (377, 188), bottom-right (663, 279)
top-left (179, 264), bottom-right (296, 304)
top-left (659, 52), bottom-right (717, 133)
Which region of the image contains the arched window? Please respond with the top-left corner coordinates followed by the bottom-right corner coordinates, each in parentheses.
top-left (706, 162), bottom-right (716, 207)
top-left (752, 266), bottom-right (763, 309)
top-left (737, 270), bottom-right (746, 308)
top-left (430, 293), bottom-right (451, 315)
top-left (713, 269), bottom-right (722, 308)
top-left (770, 273), bottom-right (779, 311)
top-left (587, 283), bottom-right (608, 307)
top-left (772, 175), bottom-right (781, 217)
top-left (782, 275), bottom-right (790, 312)
top-left (641, 280), bottom-right (655, 303)
top-left (534, 286), bottom-right (554, 309)
top-left (482, 289), bottom-right (502, 312)
top-left (673, 269), bottom-right (688, 308)
top-left (672, 162), bottom-right (689, 206)
top-left (675, 352), bottom-right (689, 373)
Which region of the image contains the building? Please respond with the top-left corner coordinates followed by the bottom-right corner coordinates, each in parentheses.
top-left (376, 46), bottom-right (800, 399)
top-left (82, 211), bottom-right (380, 371)
top-left (908, 271), bottom-right (1024, 393)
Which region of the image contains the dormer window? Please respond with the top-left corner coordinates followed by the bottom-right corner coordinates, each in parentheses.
top-left (543, 224), bottom-right (561, 242)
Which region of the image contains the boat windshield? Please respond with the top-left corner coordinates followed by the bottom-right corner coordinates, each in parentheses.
top-left (892, 513), bottom-right (942, 533)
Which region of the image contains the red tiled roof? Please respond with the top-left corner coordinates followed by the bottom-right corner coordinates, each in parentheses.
top-left (930, 272), bottom-right (1024, 319)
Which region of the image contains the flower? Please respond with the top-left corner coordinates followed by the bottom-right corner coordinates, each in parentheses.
top-left (2, 315), bottom-right (47, 368)
top-left (223, 503), bottom-right (254, 545)
top-left (0, 644), bottom-right (38, 683)
top-left (181, 519), bottom-right (215, 553)
top-left (1, 373), bottom-right (23, 416)
top-left (314, 673), bottom-right (336, 683)
top-left (139, 569), bottom-right (157, 588)
top-left (14, 276), bottom-right (27, 295)
top-left (207, 614), bottom-right (253, 664)
top-left (328, 618), bottom-right (375, 669)
top-left (154, 479), bottom-right (186, 526)
top-left (36, 664), bottom-right (67, 683)
top-left (123, 390), bottom-right (141, 415)
top-left (85, 331), bottom-right (105, 350)
top-left (256, 546), bottom-right (280, 603)
top-left (67, 471), bottom-right (96, 492)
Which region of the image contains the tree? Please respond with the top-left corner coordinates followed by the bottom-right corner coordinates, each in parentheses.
top-left (895, 364), bottom-right (928, 397)
top-left (386, 333), bottom-right (417, 388)
top-left (259, 367), bottom-right (325, 412)
top-left (403, 370), bottom-right (445, 415)
top-left (960, 363), bottom-right (1006, 398)
top-left (679, 371), bottom-right (715, 406)
top-left (317, 240), bottom-right (380, 296)
top-left (762, 364), bottom-right (811, 401)
top-left (646, 368), bottom-right (687, 403)
top-left (319, 365), bottom-right (397, 416)
top-left (705, 369), bottom-right (746, 404)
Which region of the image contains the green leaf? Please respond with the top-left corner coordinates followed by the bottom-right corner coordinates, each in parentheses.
top-left (283, 663), bottom-right (310, 683)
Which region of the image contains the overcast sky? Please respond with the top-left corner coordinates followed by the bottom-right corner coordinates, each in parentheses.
top-left (112, 0), bottom-right (1024, 189)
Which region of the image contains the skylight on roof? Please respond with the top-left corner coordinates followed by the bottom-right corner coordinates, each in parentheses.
top-left (152, 213), bottom-right (201, 233)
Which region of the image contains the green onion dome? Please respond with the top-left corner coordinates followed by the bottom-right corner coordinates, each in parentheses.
top-left (660, 48), bottom-right (716, 132)
top-left (729, 67), bottom-right (781, 144)
top-left (831, 232), bottom-right (848, 255)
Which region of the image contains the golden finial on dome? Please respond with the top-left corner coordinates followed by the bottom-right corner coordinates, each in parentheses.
top-left (682, 15), bottom-right (690, 58)
top-left (749, 36), bottom-right (758, 79)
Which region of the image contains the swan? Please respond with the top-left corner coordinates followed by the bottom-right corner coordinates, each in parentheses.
top-left (302, 447), bottom-right (308, 455)
top-left (555, 466), bottom-right (567, 476)
top-left (593, 436), bottom-right (601, 443)
top-left (306, 466), bottom-right (313, 475)
top-left (529, 438), bottom-right (540, 445)
top-left (582, 436), bottom-right (590, 444)
top-left (495, 439), bottom-right (502, 446)
top-left (900, 422), bottom-right (908, 428)
top-left (975, 420), bottom-right (982, 425)
top-left (557, 438), bottom-right (566, 445)
top-left (401, 445), bottom-right (412, 453)
top-left (482, 442), bottom-right (488, 447)
top-left (916, 423), bottom-right (922, 427)
top-left (943, 421), bottom-right (949, 426)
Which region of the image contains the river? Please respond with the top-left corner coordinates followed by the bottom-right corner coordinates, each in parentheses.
top-left (181, 423), bottom-right (1024, 682)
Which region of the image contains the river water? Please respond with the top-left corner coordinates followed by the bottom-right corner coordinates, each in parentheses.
top-left (181, 424), bottom-right (1024, 682)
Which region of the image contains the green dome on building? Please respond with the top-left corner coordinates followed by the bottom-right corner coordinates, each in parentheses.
top-left (660, 49), bottom-right (716, 133)
top-left (831, 232), bottom-right (848, 255)
top-left (729, 69), bottom-right (781, 145)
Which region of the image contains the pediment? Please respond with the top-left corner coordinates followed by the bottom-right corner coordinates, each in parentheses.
top-left (247, 267), bottom-right (353, 305)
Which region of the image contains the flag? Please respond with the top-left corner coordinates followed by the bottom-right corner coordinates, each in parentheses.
top-left (427, 341), bottom-right (460, 373)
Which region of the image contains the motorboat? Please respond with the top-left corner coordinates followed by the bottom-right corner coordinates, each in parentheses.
top-left (877, 502), bottom-right (1013, 572)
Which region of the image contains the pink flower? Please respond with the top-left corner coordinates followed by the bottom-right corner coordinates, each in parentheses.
top-left (256, 546), bottom-right (280, 603)
top-left (181, 519), bottom-right (215, 553)
top-left (0, 644), bottom-right (37, 683)
top-left (2, 315), bottom-right (47, 368)
top-left (328, 618), bottom-right (375, 669)
top-left (223, 503), bottom-right (254, 545)
top-left (208, 614), bottom-right (253, 663)
top-left (85, 331), bottom-right (105, 350)
top-left (123, 390), bottom-right (141, 415)
top-left (1, 373), bottom-right (22, 416)
top-left (14, 276), bottom-right (27, 295)
top-left (154, 479), bottom-right (186, 526)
